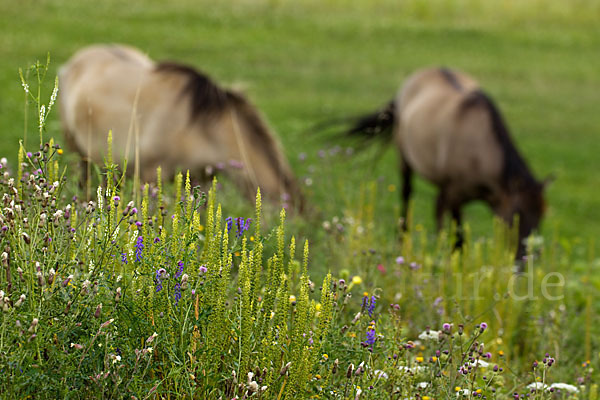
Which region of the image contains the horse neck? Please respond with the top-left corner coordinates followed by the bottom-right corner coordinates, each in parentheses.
top-left (225, 96), bottom-right (300, 205)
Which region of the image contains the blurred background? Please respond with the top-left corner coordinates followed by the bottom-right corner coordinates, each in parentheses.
top-left (0, 0), bottom-right (599, 246)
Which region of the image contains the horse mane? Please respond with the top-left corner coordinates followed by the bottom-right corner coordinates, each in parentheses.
top-left (225, 91), bottom-right (298, 192)
top-left (460, 90), bottom-right (538, 190)
top-left (155, 62), bottom-right (229, 118)
top-left (439, 67), bottom-right (463, 91)
top-left (155, 61), bottom-right (299, 197)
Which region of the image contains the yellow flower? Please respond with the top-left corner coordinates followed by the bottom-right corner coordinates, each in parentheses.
top-left (422, 397), bottom-right (431, 400)
top-left (348, 332), bottom-right (356, 338)
top-left (315, 303), bottom-right (322, 311)
top-left (431, 356), bottom-right (438, 362)
top-left (455, 387), bottom-right (461, 392)
top-left (498, 350), bottom-right (504, 357)
top-left (198, 224), bottom-right (204, 232)
top-left (322, 354), bottom-right (329, 360)
top-left (57, 149), bottom-right (63, 155)
top-left (289, 295), bottom-right (296, 303)
top-left (476, 389), bottom-right (482, 394)
top-left (250, 235), bottom-right (254, 241)
top-left (352, 276), bottom-right (363, 285)
top-left (363, 291), bottom-right (369, 297)
top-left (234, 251), bottom-right (240, 257)
top-left (415, 356), bottom-right (424, 363)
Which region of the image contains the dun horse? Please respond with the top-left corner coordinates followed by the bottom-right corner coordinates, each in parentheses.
top-left (59, 44), bottom-right (303, 209)
top-left (347, 67), bottom-right (547, 259)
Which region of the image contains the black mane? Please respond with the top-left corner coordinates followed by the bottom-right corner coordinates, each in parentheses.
top-left (155, 62), bottom-right (229, 118)
top-left (460, 90), bottom-right (538, 190)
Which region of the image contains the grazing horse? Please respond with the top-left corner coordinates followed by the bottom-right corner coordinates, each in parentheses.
top-left (59, 44), bottom-right (303, 209)
top-left (347, 67), bottom-right (547, 259)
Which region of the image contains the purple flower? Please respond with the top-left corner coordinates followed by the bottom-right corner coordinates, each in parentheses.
top-left (175, 261), bottom-right (184, 279)
top-left (368, 296), bottom-right (376, 318)
top-left (174, 283), bottom-right (182, 306)
top-left (134, 236), bottom-right (144, 262)
top-left (395, 256), bottom-right (405, 265)
top-left (225, 217), bottom-right (233, 233)
top-left (364, 327), bottom-right (376, 346)
top-left (442, 323), bottom-right (451, 332)
top-left (199, 265), bottom-right (207, 275)
top-left (155, 268), bottom-right (167, 292)
top-left (479, 322), bottom-right (488, 332)
top-left (120, 253), bottom-right (127, 264)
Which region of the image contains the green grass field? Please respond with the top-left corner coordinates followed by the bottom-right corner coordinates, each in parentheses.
top-left (1, 0), bottom-right (599, 242)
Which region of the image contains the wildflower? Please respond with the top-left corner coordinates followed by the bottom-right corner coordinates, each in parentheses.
top-left (146, 332), bottom-right (158, 344)
top-left (418, 330), bottom-right (441, 341)
top-left (549, 383), bottom-right (578, 393)
top-left (174, 283), bottom-right (182, 305)
top-left (470, 359), bottom-right (489, 368)
top-left (395, 256), bottom-right (405, 265)
top-left (94, 303), bottom-right (102, 318)
top-left (225, 217), bottom-right (233, 232)
top-left (134, 236), bottom-right (144, 262)
top-left (442, 323), bottom-right (452, 332)
top-left (155, 268), bottom-right (167, 292)
top-left (363, 325), bottom-right (376, 347)
top-left (352, 276), bottom-right (362, 285)
top-left (417, 382), bottom-right (429, 389)
top-left (527, 382), bottom-right (547, 391)
top-left (368, 296), bottom-right (376, 317)
top-left (175, 261), bottom-right (184, 279)
top-left (374, 370), bottom-right (388, 379)
top-left (199, 265), bottom-right (207, 275)
top-left (415, 356), bottom-right (424, 363)
top-left (289, 295), bottom-right (297, 303)
top-left (479, 322), bottom-right (488, 332)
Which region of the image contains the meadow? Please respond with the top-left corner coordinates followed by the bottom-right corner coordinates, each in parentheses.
top-left (0, 0), bottom-right (599, 398)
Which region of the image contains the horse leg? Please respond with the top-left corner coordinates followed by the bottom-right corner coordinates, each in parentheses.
top-left (451, 206), bottom-right (464, 249)
top-left (400, 159), bottom-right (413, 231)
top-left (435, 189), bottom-right (447, 233)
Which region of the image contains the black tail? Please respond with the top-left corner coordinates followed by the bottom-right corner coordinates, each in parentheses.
top-left (347, 99), bottom-right (396, 142)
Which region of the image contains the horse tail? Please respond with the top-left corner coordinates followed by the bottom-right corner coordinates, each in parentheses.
top-left (347, 99), bottom-right (396, 143)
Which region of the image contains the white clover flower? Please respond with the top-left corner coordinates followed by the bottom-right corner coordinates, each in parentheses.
top-left (457, 388), bottom-right (471, 396)
top-left (418, 330), bottom-right (441, 341)
top-left (527, 382), bottom-right (547, 390)
top-left (470, 359), bottom-right (489, 368)
top-left (374, 370), bottom-right (388, 379)
top-left (549, 383), bottom-right (579, 393)
top-left (398, 365), bottom-right (425, 373)
top-left (417, 382), bottom-right (429, 388)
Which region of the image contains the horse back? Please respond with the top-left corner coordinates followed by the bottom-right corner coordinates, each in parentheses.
top-left (59, 45), bottom-right (218, 178)
top-left (395, 68), bottom-right (504, 195)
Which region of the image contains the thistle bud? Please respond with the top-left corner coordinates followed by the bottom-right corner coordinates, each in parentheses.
top-left (48, 268), bottom-right (56, 285)
top-left (29, 318), bottom-right (39, 332)
top-left (94, 303), bottom-right (102, 319)
top-left (62, 274), bottom-right (73, 287)
top-left (347, 363), bottom-right (354, 378)
top-left (15, 294), bottom-right (26, 307)
top-left (279, 362), bottom-right (291, 375)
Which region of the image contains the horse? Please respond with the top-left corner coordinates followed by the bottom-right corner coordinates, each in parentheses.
top-left (346, 67), bottom-right (547, 259)
top-left (58, 44), bottom-right (303, 210)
